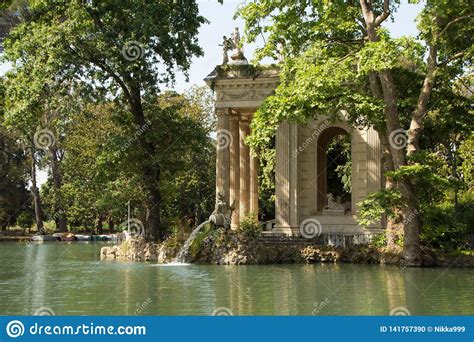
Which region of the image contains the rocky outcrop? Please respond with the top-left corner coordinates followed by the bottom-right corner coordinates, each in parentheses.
top-left (101, 240), bottom-right (163, 262)
top-left (100, 229), bottom-right (473, 267)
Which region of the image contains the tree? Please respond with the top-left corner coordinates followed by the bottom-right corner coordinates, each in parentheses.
top-left (3, 0), bottom-right (207, 240)
top-left (0, 79), bottom-right (31, 231)
top-left (238, 0), bottom-right (472, 265)
top-left (55, 90), bottom-right (214, 235)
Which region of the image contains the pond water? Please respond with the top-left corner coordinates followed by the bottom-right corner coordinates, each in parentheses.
top-left (0, 242), bottom-right (472, 316)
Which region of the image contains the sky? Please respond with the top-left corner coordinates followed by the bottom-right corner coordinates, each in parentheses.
top-left (172, 0), bottom-right (424, 92)
top-left (0, 0), bottom-right (423, 186)
top-left (0, 0), bottom-right (424, 88)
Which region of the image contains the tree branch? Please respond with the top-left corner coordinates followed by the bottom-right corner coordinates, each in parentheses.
top-left (437, 14), bottom-right (472, 40)
top-left (437, 51), bottom-right (465, 67)
top-left (374, 0), bottom-right (390, 26)
top-left (67, 45), bottom-right (133, 104)
top-left (359, 0), bottom-right (373, 25)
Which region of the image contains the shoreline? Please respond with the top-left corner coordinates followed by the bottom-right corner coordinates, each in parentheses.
top-left (100, 234), bottom-right (474, 268)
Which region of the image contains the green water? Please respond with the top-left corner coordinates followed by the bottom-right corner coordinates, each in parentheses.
top-left (0, 242), bottom-right (472, 316)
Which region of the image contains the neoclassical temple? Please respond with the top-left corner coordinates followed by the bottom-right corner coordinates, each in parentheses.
top-left (205, 38), bottom-right (383, 238)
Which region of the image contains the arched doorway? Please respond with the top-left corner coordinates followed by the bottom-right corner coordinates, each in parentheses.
top-left (316, 127), bottom-right (351, 212)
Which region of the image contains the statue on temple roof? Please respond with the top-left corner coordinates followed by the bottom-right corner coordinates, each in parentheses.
top-left (220, 27), bottom-right (248, 65)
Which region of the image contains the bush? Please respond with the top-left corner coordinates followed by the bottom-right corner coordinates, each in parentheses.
top-left (420, 205), bottom-right (469, 251)
top-left (16, 212), bottom-right (34, 229)
top-left (188, 222), bottom-right (215, 259)
top-left (238, 213), bottom-right (261, 240)
top-left (370, 233), bottom-right (387, 248)
top-left (357, 189), bottom-right (402, 227)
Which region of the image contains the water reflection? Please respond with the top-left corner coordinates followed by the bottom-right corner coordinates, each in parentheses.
top-left (0, 243), bottom-right (472, 315)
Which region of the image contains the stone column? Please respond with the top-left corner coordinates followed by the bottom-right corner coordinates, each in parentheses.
top-left (275, 121), bottom-right (290, 230)
top-left (289, 124), bottom-right (299, 228)
top-left (239, 117), bottom-right (251, 220)
top-left (275, 122), bottom-right (298, 234)
top-left (366, 127), bottom-right (381, 194)
top-left (250, 153), bottom-right (259, 215)
top-left (216, 108), bottom-right (230, 204)
top-left (229, 115), bottom-right (240, 230)
top-left (249, 114), bottom-right (259, 216)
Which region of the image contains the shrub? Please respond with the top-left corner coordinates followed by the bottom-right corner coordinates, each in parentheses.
top-left (370, 233), bottom-right (387, 248)
top-left (16, 212), bottom-right (34, 229)
top-left (189, 222), bottom-right (214, 259)
top-left (238, 213), bottom-right (261, 240)
top-left (420, 205), bottom-right (469, 251)
top-left (357, 189), bottom-right (402, 227)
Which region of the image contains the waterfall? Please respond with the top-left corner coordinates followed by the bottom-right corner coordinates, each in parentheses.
top-left (173, 220), bottom-right (210, 263)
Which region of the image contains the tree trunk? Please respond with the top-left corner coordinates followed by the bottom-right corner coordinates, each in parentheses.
top-left (30, 142), bottom-right (44, 234)
top-left (379, 70), bottom-right (423, 265)
top-left (108, 215), bottom-right (114, 232)
top-left (407, 46), bottom-right (438, 156)
top-left (367, 72), bottom-right (402, 249)
top-left (359, 2), bottom-right (423, 265)
top-left (49, 144), bottom-right (68, 232)
top-left (95, 213), bottom-right (104, 234)
top-left (128, 82), bottom-right (163, 241)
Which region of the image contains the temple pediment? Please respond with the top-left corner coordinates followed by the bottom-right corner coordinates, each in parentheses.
top-left (205, 65), bottom-right (280, 109)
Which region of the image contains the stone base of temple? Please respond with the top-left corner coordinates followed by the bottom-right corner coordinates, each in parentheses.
top-left (271, 215), bottom-right (382, 236)
top-left (259, 231), bottom-right (382, 248)
top-left (322, 209), bottom-right (345, 216)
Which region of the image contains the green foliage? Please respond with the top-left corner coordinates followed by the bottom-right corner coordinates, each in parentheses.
top-left (238, 212), bottom-right (261, 240)
top-left (0, 80), bottom-right (30, 230)
top-left (358, 189), bottom-right (402, 227)
top-left (357, 33), bottom-right (425, 74)
top-left (16, 211), bottom-right (33, 229)
top-left (256, 144), bottom-right (275, 221)
top-left (239, 1), bottom-right (473, 256)
top-left (2, 0), bottom-right (209, 239)
top-left (420, 204), bottom-right (469, 251)
top-left (450, 192), bottom-right (474, 234)
top-left (370, 234), bottom-right (387, 248)
top-left (55, 90), bottom-right (215, 232)
top-left (327, 134), bottom-right (351, 198)
top-left (459, 133), bottom-right (474, 188)
top-left (162, 221), bottom-right (189, 255)
top-left (189, 222), bottom-right (215, 259)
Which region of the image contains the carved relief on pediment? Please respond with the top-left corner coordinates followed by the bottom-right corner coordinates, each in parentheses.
top-left (217, 89), bottom-right (275, 102)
